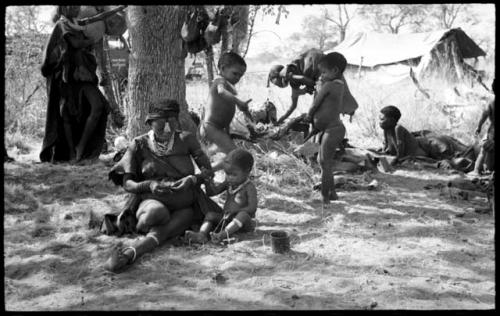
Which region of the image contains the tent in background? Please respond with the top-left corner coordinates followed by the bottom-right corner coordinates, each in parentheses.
top-left (326, 28), bottom-right (487, 89)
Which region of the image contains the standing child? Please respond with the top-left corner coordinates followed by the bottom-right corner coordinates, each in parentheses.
top-left (200, 51), bottom-right (253, 170)
top-left (470, 79), bottom-right (495, 175)
top-left (185, 148), bottom-right (257, 243)
top-left (305, 52), bottom-right (350, 205)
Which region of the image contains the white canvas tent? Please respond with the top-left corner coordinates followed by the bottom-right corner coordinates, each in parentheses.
top-left (326, 28), bottom-right (486, 86)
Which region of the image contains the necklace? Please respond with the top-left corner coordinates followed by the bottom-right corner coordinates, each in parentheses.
top-left (147, 130), bottom-right (174, 156)
top-left (227, 179), bottom-right (250, 195)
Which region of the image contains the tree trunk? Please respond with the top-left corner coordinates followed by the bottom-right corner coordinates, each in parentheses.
top-left (230, 6), bottom-right (249, 54)
top-left (221, 28), bottom-right (229, 52)
top-left (339, 28), bottom-right (346, 42)
top-left (242, 7), bottom-right (258, 58)
top-left (126, 6), bottom-right (195, 139)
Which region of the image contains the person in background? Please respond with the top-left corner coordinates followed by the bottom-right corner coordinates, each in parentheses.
top-left (470, 78), bottom-right (495, 175)
top-left (40, 5), bottom-right (109, 163)
top-left (268, 48), bottom-right (358, 125)
top-left (268, 48), bottom-right (323, 125)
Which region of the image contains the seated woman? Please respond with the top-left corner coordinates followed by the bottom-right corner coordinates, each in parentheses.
top-left (104, 99), bottom-right (221, 273)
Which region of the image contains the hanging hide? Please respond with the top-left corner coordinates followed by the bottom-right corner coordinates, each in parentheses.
top-left (102, 6), bottom-right (127, 37)
top-left (78, 6), bottom-right (106, 43)
top-left (77, 6), bottom-right (128, 43)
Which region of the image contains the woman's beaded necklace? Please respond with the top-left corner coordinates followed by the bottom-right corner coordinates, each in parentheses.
top-left (148, 130), bottom-right (173, 156)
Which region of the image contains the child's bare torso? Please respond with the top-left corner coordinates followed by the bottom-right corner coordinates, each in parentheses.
top-left (205, 77), bottom-right (237, 130)
top-left (313, 80), bottom-right (343, 131)
top-left (385, 124), bottom-right (427, 157)
top-left (223, 181), bottom-right (254, 215)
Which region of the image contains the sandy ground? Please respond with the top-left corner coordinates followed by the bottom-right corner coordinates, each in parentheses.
top-left (3, 141), bottom-right (495, 310)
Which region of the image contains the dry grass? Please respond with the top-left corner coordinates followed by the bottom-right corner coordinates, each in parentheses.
top-left (4, 147), bottom-right (495, 310)
top-left (186, 67), bottom-right (493, 152)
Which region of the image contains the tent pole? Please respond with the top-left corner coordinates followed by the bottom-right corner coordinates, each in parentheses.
top-left (358, 56), bottom-right (363, 79)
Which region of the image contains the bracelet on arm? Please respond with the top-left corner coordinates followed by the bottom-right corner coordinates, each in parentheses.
top-left (135, 180), bottom-right (152, 193)
top-left (123, 246), bottom-right (137, 263)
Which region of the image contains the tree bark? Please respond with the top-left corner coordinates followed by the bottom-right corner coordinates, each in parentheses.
top-left (126, 6), bottom-right (195, 139)
top-left (340, 29), bottom-right (346, 42)
top-left (242, 7), bottom-right (258, 58)
top-left (230, 6), bottom-right (249, 54)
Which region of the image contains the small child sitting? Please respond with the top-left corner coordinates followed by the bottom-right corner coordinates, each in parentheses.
top-left (185, 148), bottom-right (258, 243)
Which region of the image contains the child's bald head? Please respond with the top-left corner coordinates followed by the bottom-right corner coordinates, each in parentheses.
top-left (318, 52), bottom-right (347, 74)
top-left (218, 51), bottom-right (246, 70)
top-left (379, 105), bottom-right (401, 130)
top-left (225, 148), bottom-right (254, 174)
top-left (380, 105), bottom-right (402, 122)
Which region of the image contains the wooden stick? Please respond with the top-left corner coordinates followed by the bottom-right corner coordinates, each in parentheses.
top-left (77, 5), bottom-right (127, 26)
top-left (410, 67), bottom-right (430, 99)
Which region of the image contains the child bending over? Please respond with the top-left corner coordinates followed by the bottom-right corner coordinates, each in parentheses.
top-left (185, 148), bottom-right (257, 243)
top-left (305, 52), bottom-right (349, 205)
top-left (378, 105), bottom-right (427, 164)
top-left (200, 51), bottom-right (253, 170)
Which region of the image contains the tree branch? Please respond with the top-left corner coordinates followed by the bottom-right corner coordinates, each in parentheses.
top-left (243, 6), bottom-right (258, 58)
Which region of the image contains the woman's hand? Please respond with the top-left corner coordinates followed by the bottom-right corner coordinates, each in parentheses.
top-left (199, 167), bottom-right (214, 182)
top-left (170, 176), bottom-right (196, 191)
top-left (150, 181), bottom-right (172, 195)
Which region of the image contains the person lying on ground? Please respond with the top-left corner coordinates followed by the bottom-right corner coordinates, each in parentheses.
top-left (199, 51), bottom-right (253, 171)
top-left (304, 52), bottom-right (349, 205)
top-left (376, 105), bottom-right (479, 172)
top-left (103, 99), bottom-right (222, 273)
top-left (470, 78), bottom-right (495, 176)
top-left (376, 105), bottom-right (428, 165)
top-left (185, 148), bottom-right (257, 244)
top-left (414, 132), bottom-right (478, 172)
